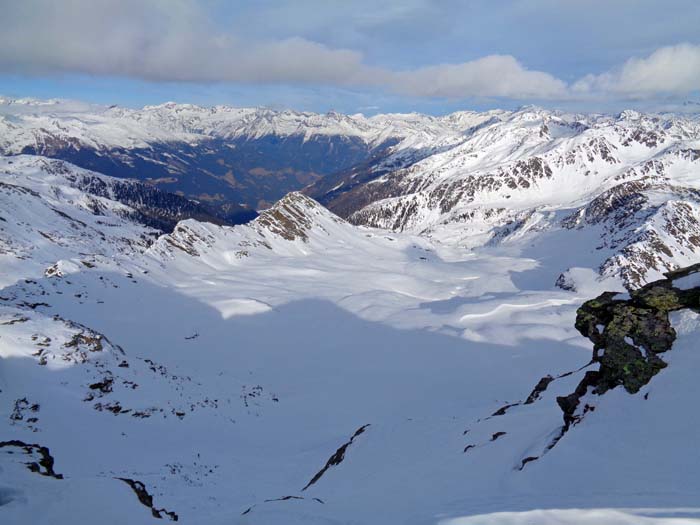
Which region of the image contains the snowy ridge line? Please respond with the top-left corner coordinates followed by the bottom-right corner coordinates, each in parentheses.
top-left (305, 106), bottom-right (700, 288)
top-left (0, 95), bottom-right (484, 151)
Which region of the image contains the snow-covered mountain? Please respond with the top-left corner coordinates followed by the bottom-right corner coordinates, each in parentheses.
top-left (0, 96), bottom-right (480, 150)
top-left (309, 108), bottom-right (700, 288)
top-left (0, 97), bottom-right (467, 215)
top-left (0, 155), bottom-right (164, 287)
top-left (2, 101), bottom-right (700, 524)
top-left (7, 96), bottom-right (699, 289)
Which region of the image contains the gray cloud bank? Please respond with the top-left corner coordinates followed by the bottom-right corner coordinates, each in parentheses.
top-left (1, 0), bottom-right (698, 101)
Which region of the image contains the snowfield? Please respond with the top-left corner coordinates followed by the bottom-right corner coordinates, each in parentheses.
top-left (442, 508), bottom-right (700, 525)
top-left (1, 151), bottom-right (700, 525)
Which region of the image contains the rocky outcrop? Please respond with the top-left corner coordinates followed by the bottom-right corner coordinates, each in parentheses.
top-left (468, 264), bottom-right (700, 469)
top-left (302, 424), bottom-right (370, 491)
top-left (0, 440), bottom-right (63, 479)
top-left (551, 263), bottom-right (700, 447)
top-left (116, 478), bottom-right (178, 521)
top-left (255, 192), bottom-right (344, 242)
top-left (574, 265), bottom-right (700, 392)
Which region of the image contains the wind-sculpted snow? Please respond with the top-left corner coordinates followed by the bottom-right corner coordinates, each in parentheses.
top-left (2, 150), bottom-right (700, 524)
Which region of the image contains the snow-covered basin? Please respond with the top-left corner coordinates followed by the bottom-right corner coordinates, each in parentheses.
top-left (5, 249), bottom-right (696, 523)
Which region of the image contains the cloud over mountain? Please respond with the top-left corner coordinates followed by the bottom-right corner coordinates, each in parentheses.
top-left (573, 43), bottom-right (700, 97)
top-left (1, 0), bottom-right (699, 103)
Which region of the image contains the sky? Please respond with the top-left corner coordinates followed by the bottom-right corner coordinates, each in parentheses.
top-left (0, 0), bottom-right (699, 115)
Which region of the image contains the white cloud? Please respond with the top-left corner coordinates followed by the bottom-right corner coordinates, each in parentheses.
top-left (388, 55), bottom-right (567, 99)
top-left (0, 0), bottom-right (564, 100)
top-left (0, 0), bottom-right (373, 85)
top-left (573, 44), bottom-right (700, 97)
top-left (0, 1), bottom-right (698, 103)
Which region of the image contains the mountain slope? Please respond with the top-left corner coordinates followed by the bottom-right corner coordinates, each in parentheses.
top-left (309, 108), bottom-right (700, 288)
top-left (0, 155), bottom-right (161, 287)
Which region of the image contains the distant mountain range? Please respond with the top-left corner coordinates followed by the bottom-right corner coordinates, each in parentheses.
top-left (0, 97), bottom-right (458, 219)
top-left (3, 97), bottom-right (698, 288)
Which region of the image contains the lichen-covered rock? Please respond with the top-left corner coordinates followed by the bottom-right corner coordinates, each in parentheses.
top-left (560, 263), bottom-right (700, 425)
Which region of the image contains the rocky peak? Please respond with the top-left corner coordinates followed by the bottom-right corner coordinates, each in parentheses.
top-left (254, 192), bottom-right (343, 242)
top-left (618, 109), bottom-right (642, 121)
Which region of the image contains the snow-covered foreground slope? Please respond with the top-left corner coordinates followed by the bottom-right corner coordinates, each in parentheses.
top-left (2, 157), bottom-right (700, 524)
